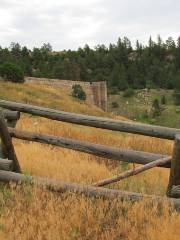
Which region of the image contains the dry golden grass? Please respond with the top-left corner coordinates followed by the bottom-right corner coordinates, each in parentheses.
top-left (0, 81), bottom-right (112, 117)
top-left (0, 185), bottom-right (180, 240)
top-left (14, 116), bottom-right (172, 195)
top-left (0, 80), bottom-right (179, 239)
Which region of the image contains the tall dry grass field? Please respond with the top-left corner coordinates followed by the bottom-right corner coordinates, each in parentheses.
top-left (0, 81), bottom-right (179, 239)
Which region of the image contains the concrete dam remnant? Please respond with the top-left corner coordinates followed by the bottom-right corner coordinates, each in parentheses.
top-left (26, 77), bottom-right (107, 111)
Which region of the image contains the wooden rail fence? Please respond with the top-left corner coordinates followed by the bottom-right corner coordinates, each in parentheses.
top-left (0, 99), bottom-right (180, 210)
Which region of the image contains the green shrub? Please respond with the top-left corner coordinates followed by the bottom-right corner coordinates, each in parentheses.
top-left (72, 84), bottom-right (86, 100)
top-left (151, 99), bottom-right (161, 117)
top-left (0, 62), bottom-right (24, 83)
top-left (109, 87), bottom-right (119, 95)
top-left (173, 92), bottom-right (180, 105)
top-left (111, 101), bottom-right (119, 108)
top-left (173, 74), bottom-right (180, 105)
top-left (123, 88), bottom-right (134, 97)
top-left (161, 95), bottom-right (166, 105)
top-left (175, 108), bottom-right (180, 114)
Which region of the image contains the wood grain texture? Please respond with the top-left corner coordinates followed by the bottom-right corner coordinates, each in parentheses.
top-left (2, 110), bottom-right (20, 121)
top-left (0, 117), bottom-right (21, 173)
top-left (9, 127), bottom-right (171, 168)
top-left (167, 135), bottom-right (180, 197)
top-left (0, 159), bottom-right (13, 171)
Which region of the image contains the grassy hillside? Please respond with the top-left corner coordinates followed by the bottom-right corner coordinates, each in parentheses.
top-left (0, 81), bottom-right (179, 240)
top-left (0, 81), bottom-right (107, 116)
top-left (108, 89), bottom-right (180, 128)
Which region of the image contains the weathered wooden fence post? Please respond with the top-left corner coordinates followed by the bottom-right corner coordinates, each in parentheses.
top-left (0, 111), bottom-right (19, 156)
top-left (3, 110), bottom-right (20, 128)
top-left (0, 110), bottom-right (20, 158)
top-left (0, 114), bottom-right (21, 173)
top-left (167, 134), bottom-right (180, 198)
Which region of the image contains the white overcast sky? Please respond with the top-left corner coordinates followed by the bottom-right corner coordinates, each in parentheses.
top-left (0, 0), bottom-right (179, 50)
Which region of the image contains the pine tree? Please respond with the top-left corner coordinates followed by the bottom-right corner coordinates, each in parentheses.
top-left (166, 37), bottom-right (176, 50)
top-left (111, 64), bottom-right (128, 90)
top-left (148, 36), bottom-right (154, 48)
top-left (173, 74), bottom-right (180, 105)
top-left (118, 64), bottom-right (128, 90)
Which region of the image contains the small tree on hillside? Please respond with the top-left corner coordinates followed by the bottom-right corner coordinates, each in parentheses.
top-left (173, 74), bottom-right (180, 105)
top-left (161, 95), bottom-right (166, 105)
top-left (151, 99), bottom-right (161, 117)
top-left (123, 88), bottom-right (134, 97)
top-left (0, 62), bottom-right (24, 83)
top-left (72, 84), bottom-right (86, 100)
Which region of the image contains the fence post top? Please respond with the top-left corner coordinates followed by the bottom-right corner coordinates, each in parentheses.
top-left (175, 134), bottom-right (180, 141)
top-left (2, 110), bottom-right (20, 121)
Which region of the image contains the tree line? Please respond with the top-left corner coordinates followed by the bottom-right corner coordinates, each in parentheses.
top-left (0, 36), bottom-right (180, 92)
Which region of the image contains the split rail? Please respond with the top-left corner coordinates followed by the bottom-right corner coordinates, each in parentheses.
top-left (0, 99), bottom-right (180, 210)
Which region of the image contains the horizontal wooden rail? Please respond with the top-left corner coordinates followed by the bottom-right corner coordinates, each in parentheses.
top-left (0, 170), bottom-right (179, 210)
top-left (9, 128), bottom-right (171, 168)
top-left (0, 99), bottom-right (180, 140)
top-left (0, 159), bottom-right (13, 171)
